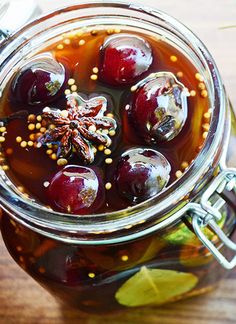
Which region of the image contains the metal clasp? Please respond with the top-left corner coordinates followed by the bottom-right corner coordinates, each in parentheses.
top-left (191, 169), bottom-right (236, 269)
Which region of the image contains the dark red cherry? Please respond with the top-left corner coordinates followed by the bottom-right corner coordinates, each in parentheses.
top-left (114, 148), bottom-right (171, 203)
top-left (129, 72), bottom-right (189, 143)
top-left (11, 53), bottom-right (67, 106)
top-left (99, 34), bottom-right (153, 86)
top-left (47, 165), bottom-right (105, 214)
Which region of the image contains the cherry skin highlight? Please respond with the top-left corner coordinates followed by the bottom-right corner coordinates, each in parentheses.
top-left (99, 33), bottom-right (153, 86)
top-left (47, 165), bottom-right (105, 214)
top-left (114, 148), bottom-right (171, 203)
top-left (11, 53), bottom-right (67, 106)
top-left (128, 72), bottom-right (189, 143)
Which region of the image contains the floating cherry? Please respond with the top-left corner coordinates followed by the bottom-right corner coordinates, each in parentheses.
top-left (11, 53), bottom-right (67, 106)
top-left (99, 33), bottom-right (153, 86)
top-left (114, 148), bottom-right (171, 203)
top-left (128, 72), bottom-right (189, 143)
top-left (47, 165), bottom-right (105, 214)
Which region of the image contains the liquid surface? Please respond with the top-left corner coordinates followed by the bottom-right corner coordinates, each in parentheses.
top-left (0, 27), bottom-right (210, 214)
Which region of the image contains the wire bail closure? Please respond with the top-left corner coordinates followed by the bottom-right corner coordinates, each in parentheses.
top-left (191, 169), bottom-right (236, 269)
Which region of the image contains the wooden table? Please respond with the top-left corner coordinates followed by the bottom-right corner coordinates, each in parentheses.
top-left (1, 0), bottom-right (236, 323)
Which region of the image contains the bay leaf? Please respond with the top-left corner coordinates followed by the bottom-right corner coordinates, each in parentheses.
top-left (115, 266), bottom-right (198, 307)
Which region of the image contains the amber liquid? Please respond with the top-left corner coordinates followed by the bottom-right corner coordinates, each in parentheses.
top-left (0, 27), bottom-right (223, 314)
top-left (0, 27), bottom-right (209, 212)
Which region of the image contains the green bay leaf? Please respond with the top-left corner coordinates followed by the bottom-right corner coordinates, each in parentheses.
top-left (115, 266), bottom-right (198, 307)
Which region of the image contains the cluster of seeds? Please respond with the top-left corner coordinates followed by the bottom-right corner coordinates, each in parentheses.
top-left (56, 27), bottom-right (121, 52)
top-left (0, 125), bottom-right (10, 171)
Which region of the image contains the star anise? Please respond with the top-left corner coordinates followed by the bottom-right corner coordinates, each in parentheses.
top-left (39, 94), bottom-right (117, 163)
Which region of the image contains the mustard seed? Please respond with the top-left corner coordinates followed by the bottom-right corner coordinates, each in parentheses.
top-left (105, 182), bottom-right (112, 190)
top-left (57, 44), bottom-right (64, 50)
top-left (20, 141), bottom-right (27, 148)
top-left (105, 158), bottom-right (113, 164)
top-left (28, 124), bottom-right (35, 131)
top-left (92, 67), bottom-right (99, 74)
top-left (68, 78), bottom-right (75, 86)
top-left (175, 170), bottom-right (183, 178)
top-left (79, 39), bottom-right (85, 46)
top-left (57, 158), bottom-right (68, 166)
top-left (90, 74), bottom-right (98, 81)
top-left (170, 55), bottom-right (177, 62)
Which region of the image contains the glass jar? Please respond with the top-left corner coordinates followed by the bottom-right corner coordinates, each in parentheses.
top-left (0, 2), bottom-right (236, 314)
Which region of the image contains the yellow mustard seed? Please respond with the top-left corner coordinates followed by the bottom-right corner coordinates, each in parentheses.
top-left (40, 127), bottom-right (46, 133)
top-left (63, 38), bottom-right (71, 45)
top-left (177, 71), bottom-right (183, 78)
top-left (175, 170), bottom-right (183, 178)
top-left (190, 90), bottom-right (196, 97)
top-left (20, 141), bottom-right (27, 148)
top-left (203, 131), bottom-right (208, 139)
top-left (28, 141), bottom-right (34, 147)
top-left (114, 28), bottom-right (121, 33)
top-left (88, 272), bottom-right (95, 278)
top-left (105, 158), bottom-right (113, 164)
top-left (106, 29), bottom-right (114, 35)
top-left (36, 123), bottom-right (41, 130)
top-left (36, 115), bottom-right (42, 122)
top-left (16, 136), bottom-right (22, 143)
top-left (29, 134), bottom-right (35, 141)
top-left (130, 85), bottom-right (137, 92)
top-left (28, 123), bottom-right (35, 131)
top-left (70, 85), bottom-right (77, 92)
top-left (121, 255), bottom-right (129, 262)
top-left (202, 123), bottom-right (210, 131)
top-left (92, 67), bottom-right (99, 74)
top-left (90, 74), bottom-right (98, 81)
top-left (28, 114), bottom-right (36, 122)
top-left (170, 55), bottom-right (177, 62)
top-left (109, 130), bottom-right (116, 136)
top-left (201, 90), bottom-right (208, 98)
top-left (46, 149), bottom-right (53, 155)
top-left (98, 144), bottom-right (104, 151)
top-left (0, 136), bottom-right (5, 143)
top-left (64, 89), bottom-right (71, 95)
top-left (79, 39), bottom-right (85, 46)
top-left (195, 73), bottom-right (204, 81)
top-left (2, 165), bottom-right (9, 171)
top-left (17, 186), bottom-right (24, 192)
top-left (57, 158), bottom-right (68, 166)
top-left (68, 78), bottom-right (75, 86)
top-left (105, 182), bottom-right (112, 190)
top-left (0, 126), bottom-right (6, 132)
top-left (50, 153), bottom-right (57, 160)
top-left (104, 148), bottom-right (111, 155)
top-left (181, 161), bottom-right (189, 170)
top-left (57, 44), bottom-right (64, 50)
top-left (198, 82), bottom-right (206, 90)
top-left (204, 112), bottom-right (211, 120)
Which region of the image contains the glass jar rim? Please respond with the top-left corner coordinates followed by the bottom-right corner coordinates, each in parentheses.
top-left (0, 1), bottom-right (227, 243)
